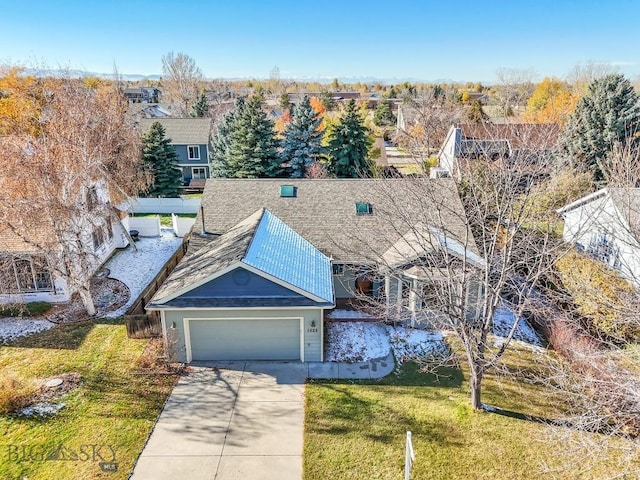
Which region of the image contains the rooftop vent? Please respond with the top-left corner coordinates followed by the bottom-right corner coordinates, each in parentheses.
top-left (280, 185), bottom-right (296, 197)
top-left (355, 202), bottom-right (373, 215)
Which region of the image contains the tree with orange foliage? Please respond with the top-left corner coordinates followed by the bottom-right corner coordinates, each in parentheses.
top-left (0, 67), bottom-right (42, 135)
top-left (525, 77), bottom-right (579, 126)
top-left (274, 108), bottom-right (293, 135)
top-left (309, 96), bottom-right (326, 117)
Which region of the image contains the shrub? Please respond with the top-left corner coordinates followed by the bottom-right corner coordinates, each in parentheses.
top-left (555, 250), bottom-right (640, 342)
top-left (0, 374), bottom-right (37, 414)
top-left (0, 301), bottom-right (52, 317)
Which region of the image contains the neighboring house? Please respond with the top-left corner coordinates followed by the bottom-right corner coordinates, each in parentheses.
top-left (437, 123), bottom-right (559, 180)
top-left (147, 178), bottom-right (483, 363)
top-left (139, 118), bottom-right (212, 191)
top-left (124, 87), bottom-right (160, 103)
top-left (0, 183), bottom-right (130, 305)
top-left (557, 188), bottom-right (640, 286)
top-left (128, 103), bottom-right (172, 121)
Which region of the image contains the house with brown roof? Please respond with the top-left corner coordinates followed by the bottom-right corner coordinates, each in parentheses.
top-left (558, 188), bottom-right (640, 286)
top-left (139, 118), bottom-right (212, 191)
top-left (146, 178), bottom-right (484, 363)
top-left (437, 123), bottom-right (560, 180)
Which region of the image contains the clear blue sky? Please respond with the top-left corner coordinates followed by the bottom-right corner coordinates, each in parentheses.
top-left (1, 0), bottom-right (639, 82)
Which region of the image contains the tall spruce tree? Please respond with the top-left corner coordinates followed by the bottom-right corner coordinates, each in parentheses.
top-left (190, 91), bottom-right (208, 118)
top-left (373, 99), bottom-right (396, 127)
top-left (326, 99), bottom-right (373, 178)
top-left (210, 101), bottom-right (239, 177)
top-left (563, 74), bottom-right (640, 182)
top-left (142, 121), bottom-right (182, 197)
top-left (210, 95), bottom-right (281, 178)
top-left (282, 95), bottom-right (325, 177)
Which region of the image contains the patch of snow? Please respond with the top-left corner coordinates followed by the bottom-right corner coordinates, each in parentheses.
top-left (20, 402), bottom-right (66, 417)
top-left (325, 321), bottom-right (390, 362)
top-left (103, 229), bottom-right (182, 317)
top-left (481, 403), bottom-right (500, 413)
top-left (0, 318), bottom-right (54, 344)
top-left (327, 309), bottom-right (374, 319)
top-left (492, 305), bottom-right (543, 347)
top-left (386, 326), bottom-right (449, 364)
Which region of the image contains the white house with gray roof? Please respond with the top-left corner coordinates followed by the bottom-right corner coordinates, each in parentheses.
top-left (147, 178), bottom-right (484, 363)
top-left (558, 188), bottom-right (640, 286)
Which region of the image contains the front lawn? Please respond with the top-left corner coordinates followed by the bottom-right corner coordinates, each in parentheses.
top-left (0, 320), bottom-right (176, 480)
top-left (304, 345), bottom-right (633, 479)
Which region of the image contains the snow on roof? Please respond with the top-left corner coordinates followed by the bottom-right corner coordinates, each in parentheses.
top-left (244, 210), bottom-right (333, 303)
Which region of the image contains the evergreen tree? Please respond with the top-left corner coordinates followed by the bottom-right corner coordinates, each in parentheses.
top-left (281, 95), bottom-right (325, 177)
top-left (466, 100), bottom-right (488, 123)
top-left (279, 91), bottom-right (292, 111)
top-left (190, 91), bottom-right (208, 117)
top-left (320, 91), bottom-right (336, 111)
top-left (326, 99), bottom-right (373, 178)
top-left (142, 122), bottom-right (182, 197)
top-left (210, 95), bottom-right (281, 178)
top-left (210, 101), bottom-right (239, 177)
top-left (563, 74), bottom-right (640, 182)
top-left (373, 99), bottom-right (396, 127)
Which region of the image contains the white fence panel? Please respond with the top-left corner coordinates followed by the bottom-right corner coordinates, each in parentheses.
top-left (172, 215), bottom-right (196, 238)
top-left (128, 217), bottom-right (161, 237)
top-left (129, 197), bottom-right (201, 214)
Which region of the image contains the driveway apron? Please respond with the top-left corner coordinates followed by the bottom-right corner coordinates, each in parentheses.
top-left (131, 361), bottom-right (306, 480)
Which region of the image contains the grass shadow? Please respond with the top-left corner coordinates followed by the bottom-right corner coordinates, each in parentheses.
top-left (4, 317), bottom-right (124, 350)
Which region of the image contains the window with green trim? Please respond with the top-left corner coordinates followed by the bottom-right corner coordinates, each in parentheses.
top-left (280, 185), bottom-right (296, 197)
top-left (355, 202), bottom-right (373, 215)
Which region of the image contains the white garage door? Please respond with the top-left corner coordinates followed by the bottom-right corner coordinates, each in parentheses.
top-left (188, 318), bottom-right (301, 361)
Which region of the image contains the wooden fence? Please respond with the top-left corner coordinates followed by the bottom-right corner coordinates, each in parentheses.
top-left (124, 235), bottom-right (189, 338)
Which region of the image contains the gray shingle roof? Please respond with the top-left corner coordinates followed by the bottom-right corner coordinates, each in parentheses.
top-left (149, 209), bottom-right (262, 305)
top-left (191, 178), bottom-right (476, 263)
top-left (139, 118), bottom-right (211, 144)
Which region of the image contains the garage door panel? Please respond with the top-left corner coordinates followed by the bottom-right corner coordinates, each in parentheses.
top-left (189, 319), bottom-right (300, 361)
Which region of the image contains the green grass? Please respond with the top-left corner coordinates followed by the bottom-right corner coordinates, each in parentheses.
top-left (0, 302), bottom-right (52, 317)
top-left (304, 345), bottom-right (636, 479)
top-left (0, 320), bottom-right (176, 480)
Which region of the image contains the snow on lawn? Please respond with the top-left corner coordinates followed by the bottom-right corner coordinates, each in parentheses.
top-left (386, 326), bottom-right (449, 364)
top-left (0, 318), bottom-right (54, 344)
top-left (327, 309), bottom-right (374, 319)
top-left (492, 305), bottom-right (543, 347)
top-left (103, 229), bottom-right (183, 318)
top-left (325, 321), bottom-right (390, 362)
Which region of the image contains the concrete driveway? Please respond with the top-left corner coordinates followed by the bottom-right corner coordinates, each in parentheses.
top-left (131, 362), bottom-right (306, 480)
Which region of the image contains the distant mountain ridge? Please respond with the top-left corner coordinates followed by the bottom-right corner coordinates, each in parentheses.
top-left (22, 68), bottom-right (487, 85)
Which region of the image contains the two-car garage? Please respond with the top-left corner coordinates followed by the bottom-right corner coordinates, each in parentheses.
top-left (186, 318), bottom-right (302, 362)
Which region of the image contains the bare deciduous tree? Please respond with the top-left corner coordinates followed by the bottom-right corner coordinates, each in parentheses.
top-left (161, 51), bottom-right (203, 116)
top-left (492, 67), bottom-right (536, 117)
top-left (0, 73), bottom-right (148, 315)
top-left (395, 86), bottom-right (464, 164)
top-left (350, 125), bottom-right (563, 409)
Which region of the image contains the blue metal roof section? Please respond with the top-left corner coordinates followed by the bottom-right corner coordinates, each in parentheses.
top-left (243, 209), bottom-right (334, 304)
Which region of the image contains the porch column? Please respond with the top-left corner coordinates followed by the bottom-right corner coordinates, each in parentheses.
top-left (384, 276), bottom-right (391, 309)
top-left (396, 277), bottom-right (403, 316)
top-left (409, 278), bottom-right (418, 328)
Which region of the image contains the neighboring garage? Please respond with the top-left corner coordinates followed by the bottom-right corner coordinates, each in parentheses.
top-left (146, 209), bottom-right (334, 363)
top-left (187, 318), bottom-right (301, 361)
